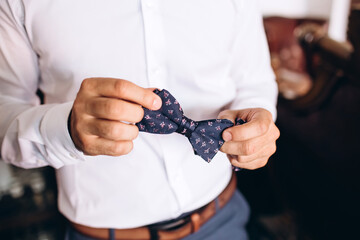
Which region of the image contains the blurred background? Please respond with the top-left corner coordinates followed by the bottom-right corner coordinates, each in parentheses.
top-left (1, 0), bottom-right (359, 239)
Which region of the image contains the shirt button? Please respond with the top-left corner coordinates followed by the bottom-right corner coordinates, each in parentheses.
top-left (146, 1), bottom-right (154, 8)
top-left (173, 176), bottom-right (181, 185)
top-left (69, 152), bottom-right (78, 159)
top-left (153, 67), bottom-right (161, 75)
top-left (37, 159), bottom-right (44, 165)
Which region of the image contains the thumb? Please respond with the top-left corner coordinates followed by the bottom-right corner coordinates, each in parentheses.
top-left (217, 110), bottom-right (239, 142)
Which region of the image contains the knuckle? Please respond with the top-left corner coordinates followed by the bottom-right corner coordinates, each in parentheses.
top-left (131, 127), bottom-right (139, 140)
top-left (241, 142), bottom-right (255, 156)
top-left (112, 141), bottom-right (133, 155)
top-left (124, 141), bottom-right (134, 154)
top-left (108, 124), bottom-right (121, 139)
top-left (80, 78), bottom-right (94, 91)
top-left (275, 127), bottom-right (280, 139)
top-left (71, 117), bottom-right (85, 138)
top-left (270, 143), bottom-right (277, 155)
top-left (72, 98), bottom-right (85, 114)
top-left (114, 79), bottom-right (128, 97)
top-left (235, 144), bottom-right (243, 154)
top-left (80, 137), bottom-right (93, 153)
top-left (258, 121), bottom-right (269, 135)
top-left (134, 106), bottom-right (145, 123)
top-left (110, 142), bottom-right (123, 155)
top-left (104, 100), bottom-right (121, 116)
top-left (236, 155), bottom-right (247, 163)
top-left (230, 159), bottom-right (239, 167)
top-left (74, 122), bottom-right (84, 136)
top-left (258, 158), bottom-right (269, 168)
top-left (249, 159), bottom-right (268, 170)
top-left (105, 124), bottom-right (138, 141)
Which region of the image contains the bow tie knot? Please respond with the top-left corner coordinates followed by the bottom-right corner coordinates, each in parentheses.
top-left (176, 116), bottom-right (197, 138)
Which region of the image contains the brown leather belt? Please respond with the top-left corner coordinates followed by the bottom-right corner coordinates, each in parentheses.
top-left (70, 173), bottom-right (237, 240)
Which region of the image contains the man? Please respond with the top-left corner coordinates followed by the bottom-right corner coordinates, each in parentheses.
top-left (0, 0), bottom-right (279, 239)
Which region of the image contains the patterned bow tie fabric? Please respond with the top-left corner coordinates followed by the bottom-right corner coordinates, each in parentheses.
top-left (136, 89), bottom-right (244, 169)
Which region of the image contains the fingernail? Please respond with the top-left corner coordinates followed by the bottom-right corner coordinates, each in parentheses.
top-left (152, 98), bottom-right (161, 109)
top-left (223, 131), bottom-right (232, 141)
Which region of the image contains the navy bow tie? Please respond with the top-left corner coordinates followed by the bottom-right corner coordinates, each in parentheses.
top-left (136, 89), bottom-right (244, 170)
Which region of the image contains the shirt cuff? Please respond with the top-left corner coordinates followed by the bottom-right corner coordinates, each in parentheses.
top-left (40, 102), bottom-right (85, 168)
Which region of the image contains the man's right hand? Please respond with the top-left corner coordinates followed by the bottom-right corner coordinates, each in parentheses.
top-left (69, 78), bottom-right (162, 156)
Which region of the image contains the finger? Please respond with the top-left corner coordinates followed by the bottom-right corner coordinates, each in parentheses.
top-left (81, 78), bottom-right (162, 110)
top-left (225, 142), bottom-right (277, 164)
top-left (79, 135), bottom-right (134, 156)
top-left (220, 136), bottom-right (265, 156)
top-left (83, 119), bottom-right (139, 141)
top-left (223, 116), bottom-right (273, 142)
top-left (85, 97), bottom-right (144, 122)
top-left (220, 108), bottom-right (274, 142)
top-left (229, 156), bottom-right (270, 170)
top-left (221, 123), bottom-right (279, 156)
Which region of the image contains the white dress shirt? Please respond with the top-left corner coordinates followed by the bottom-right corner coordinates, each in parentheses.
top-left (0, 0), bottom-right (277, 228)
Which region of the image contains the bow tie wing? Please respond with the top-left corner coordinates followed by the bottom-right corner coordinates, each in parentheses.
top-left (136, 89), bottom-right (184, 134)
top-left (189, 119), bottom-right (234, 162)
top-left (155, 89), bottom-right (184, 124)
top-left (137, 109), bottom-right (177, 134)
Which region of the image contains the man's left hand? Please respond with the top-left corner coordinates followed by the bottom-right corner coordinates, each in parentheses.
top-left (218, 108), bottom-right (280, 170)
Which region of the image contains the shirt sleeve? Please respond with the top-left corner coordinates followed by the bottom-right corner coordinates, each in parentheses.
top-left (0, 0), bottom-right (85, 169)
top-left (230, 0), bottom-right (278, 120)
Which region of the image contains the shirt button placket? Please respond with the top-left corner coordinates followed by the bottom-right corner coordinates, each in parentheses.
top-left (140, 0), bottom-right (166, 88)
top-left (141, 0), bottom-right (187, 215)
